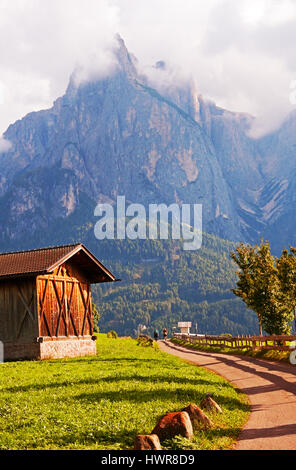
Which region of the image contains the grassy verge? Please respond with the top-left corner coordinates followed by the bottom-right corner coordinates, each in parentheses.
top-left (0, 334), bottom-right (249, 450)
top-left (170, 337), bottom-right (291, 363)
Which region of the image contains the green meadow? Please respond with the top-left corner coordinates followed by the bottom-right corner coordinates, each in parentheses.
top-left (0, 335), bottom-right (249, 450)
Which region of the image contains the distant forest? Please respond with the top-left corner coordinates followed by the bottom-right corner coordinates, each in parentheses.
top-left (0, 196), bottom-right (258, 338)
top-left (91, 233), bottom-right (258, 337)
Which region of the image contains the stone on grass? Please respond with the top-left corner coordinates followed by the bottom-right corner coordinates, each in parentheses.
top-left (200, 394), bottom-right (222, 413)
top-left (134, 434), bottom-right (162, 450)
top-left (182, 403), bottom-right (213, 428)
top-left (152, 411), bottom-right (193, 442)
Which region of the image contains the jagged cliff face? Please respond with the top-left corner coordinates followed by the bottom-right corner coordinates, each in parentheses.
top-left (0, 37), bottom-right (296, 250)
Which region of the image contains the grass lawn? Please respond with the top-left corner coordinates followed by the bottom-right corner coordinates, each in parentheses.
top-left (0, 334), bottom-right (249, 450)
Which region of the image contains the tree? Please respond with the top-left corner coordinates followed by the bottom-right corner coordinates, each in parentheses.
top-left (92, 302), bottom-right (101, 333)
top-left (231, 240), bottom-right (293, 335)
top-left (276, 248), bottom-right (296, 332)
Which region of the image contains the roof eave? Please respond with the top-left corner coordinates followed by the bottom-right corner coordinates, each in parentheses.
top-left (46, 244), bottom-right (116, 283)
top-left (0, 270), bottom-right (48, 281)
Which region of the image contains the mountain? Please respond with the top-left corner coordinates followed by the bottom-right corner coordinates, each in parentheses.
top-left (0, 36), bottom-right (296, 335)
top-left (0, 35), bottom-right (290, 249)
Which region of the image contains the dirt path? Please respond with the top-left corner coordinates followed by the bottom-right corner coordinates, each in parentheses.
top-left (158, 340), bottom-right (296, 450)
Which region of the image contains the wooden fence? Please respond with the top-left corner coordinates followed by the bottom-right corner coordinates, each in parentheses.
top-left (173, 333), bottom-right (296, 351)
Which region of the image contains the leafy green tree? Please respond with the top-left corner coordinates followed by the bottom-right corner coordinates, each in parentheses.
top-left (231, 240), bottom-right (293, 335)
top-left (276, 248), bottom-right (296, 332)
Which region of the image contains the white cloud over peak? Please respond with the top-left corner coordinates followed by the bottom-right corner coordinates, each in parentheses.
top-left (0, 137), bottom-right (12, 154)
top-left (0, 0), bottom-right (295, 137)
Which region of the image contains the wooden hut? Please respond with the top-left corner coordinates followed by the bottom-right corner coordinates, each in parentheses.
top-left (0, 243), bottom-right (116, 360)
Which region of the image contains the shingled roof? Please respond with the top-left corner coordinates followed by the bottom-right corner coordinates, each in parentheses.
top-left (0, 243), bottom-right (116, 283)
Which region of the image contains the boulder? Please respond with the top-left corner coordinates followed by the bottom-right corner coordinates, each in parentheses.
top-left (200, 394), bottom-right (222, 413)
top-left (152, 411), bottom-right (193, 442)
top-left (182, 403), bottom-right (213, 428)
top-left (134, 434), bottom-right (162, 450)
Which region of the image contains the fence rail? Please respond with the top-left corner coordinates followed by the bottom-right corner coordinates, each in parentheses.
top-left (173, 333), bottom-right (296, 351)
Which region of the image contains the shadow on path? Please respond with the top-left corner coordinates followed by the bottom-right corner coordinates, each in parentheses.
top-left (239, 423), bottom-right (296, 441)
top-left (160, 341), bottom-right (296, 449)
top-left (163, 341), bottom-right (296, 398)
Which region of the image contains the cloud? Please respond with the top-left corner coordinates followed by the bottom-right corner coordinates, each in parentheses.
top-left (117, 0), bottom-right (296, 137)
top-left (198, 0), bottom-right (296, 136)
top-left (0, 137), bottom-right (12, 154)
top-left (0, 0), bottom-right (120, 133)
top-left (0, 0), bottom-right (296, 137)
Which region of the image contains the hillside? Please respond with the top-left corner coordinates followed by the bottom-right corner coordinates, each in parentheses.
top-left (91, 233), bottom-right (258, 337)
top-left (0, 177), bottom-right (256, 337)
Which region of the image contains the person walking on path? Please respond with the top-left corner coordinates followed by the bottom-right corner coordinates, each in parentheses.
top-left (153, 329), bottom-right (159, 341)
top-left (163, 328), bottom-right (168, 341)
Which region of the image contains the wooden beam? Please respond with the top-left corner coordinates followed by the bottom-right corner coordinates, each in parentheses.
top-left (16, 287), bottom-right (35, 339)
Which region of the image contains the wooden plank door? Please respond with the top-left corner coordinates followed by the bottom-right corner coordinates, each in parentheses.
top-left (37, 276), bottom-right (93, 337)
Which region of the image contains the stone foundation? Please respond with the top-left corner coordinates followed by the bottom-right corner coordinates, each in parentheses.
top-left (3, 336), bottom-right (97, 361)
top-left (39, 337), bottom-right (97, 360)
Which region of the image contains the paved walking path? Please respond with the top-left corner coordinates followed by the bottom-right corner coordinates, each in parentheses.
top-left (158, 340), bottom-right (296, 450)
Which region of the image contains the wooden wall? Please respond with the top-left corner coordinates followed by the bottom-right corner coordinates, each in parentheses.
top-left (0, 278), bottom-right (38, 343)
top-left (0, 259), bottom-right (94, 344)
top-left (37, 260), bottom-right (93, 338)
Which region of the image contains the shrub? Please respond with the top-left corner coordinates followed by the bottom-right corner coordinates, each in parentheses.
top-left (107, 330), bottom-right (118, 339)
top-left (137, 334), bottom-right (154, 347)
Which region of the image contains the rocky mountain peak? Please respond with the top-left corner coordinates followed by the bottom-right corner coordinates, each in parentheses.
top-left (113, 34), bottom-right (138, 79)
top-left (0, 37), bottom-right (295, 252)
